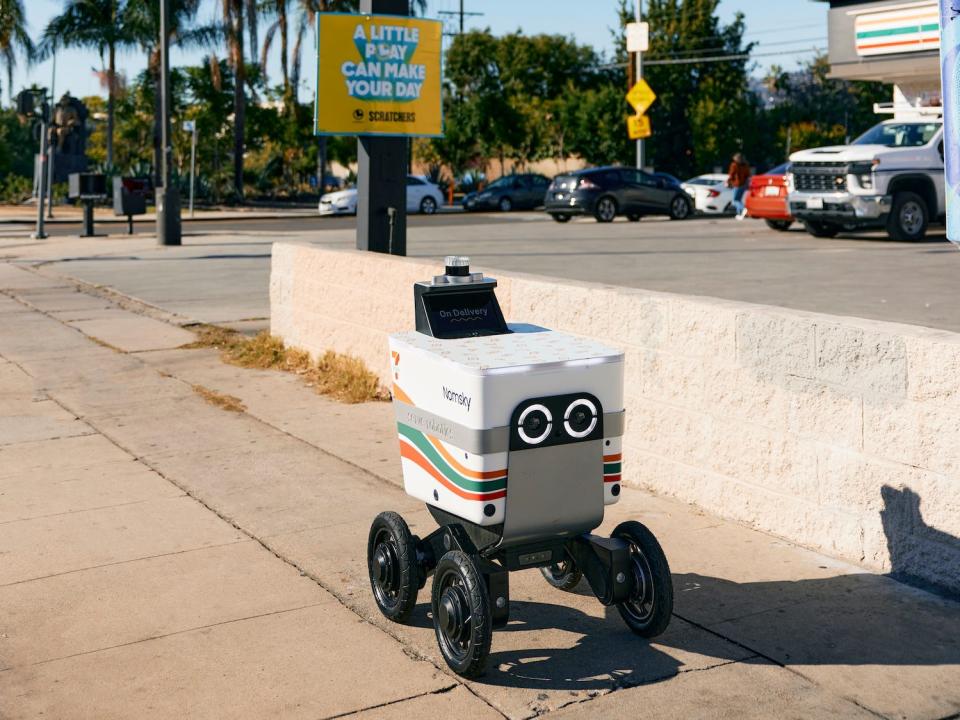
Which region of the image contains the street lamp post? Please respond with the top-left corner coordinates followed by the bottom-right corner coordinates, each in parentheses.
top-left (47, 51), bottom-right (56, 219)
top-left (155, 0), bottom-right (182, 246)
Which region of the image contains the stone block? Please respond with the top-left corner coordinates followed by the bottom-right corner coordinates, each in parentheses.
top-left (737, 311), bottom-right (815, 377)
top-left (667, 298), bottom-right (737, 361)
top-left (624, 399), bottom-right (710, 467)
top-left (641, 350), bottom-right (706, 410)
top-left (815, 322), bottom-right (907, 397)
top-left (863, 397), bottom-right (960, 477)
top-left (509, 276), bottom-right (560, 328)
top-left (703, 363), bottom-right (790, 432)
top-left (708, 420), bottom-right (817, 497)
top-left (784, 376), bottom-right (862, 448)
top-left (905, 333), bottom-right (960, 408)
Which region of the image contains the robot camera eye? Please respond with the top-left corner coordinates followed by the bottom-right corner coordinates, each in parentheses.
top-left (517, 404), bottom-right (552, 445)
top-left (563, 398), bottom-right (597, 438)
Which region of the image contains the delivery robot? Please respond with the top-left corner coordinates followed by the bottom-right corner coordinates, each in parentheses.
top-left (367, 256), bottom-right (673, 677)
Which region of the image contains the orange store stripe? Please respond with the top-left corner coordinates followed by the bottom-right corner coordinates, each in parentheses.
top-left (400, 441), bottom-right (507, 501)
top-left (392, 383), bottom-right (414, 405)
top-left (858, 38), bottom-right (936, 49)
top-left (604, 474), bottom-right (622, 484)
top-left (857, 12), bottom-right (938, 27)
top-left (603, 453), bottom-right (622, 462)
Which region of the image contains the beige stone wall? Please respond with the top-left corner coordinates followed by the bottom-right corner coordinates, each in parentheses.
top-left (271, 242), bottom-right (960, 593)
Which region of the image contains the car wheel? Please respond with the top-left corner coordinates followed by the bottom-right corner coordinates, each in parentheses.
top-left (550, 213), bottom-right (572, 223)
top-left (420, 196), bottom-right (438, 215)
top-left (498, 196), bottom-right (512, 212)
top-left (669, 195), bottom-right (692, 220)
top-left (803, 220), bottom-right (840, 238)
top-left (885, 191), bottom-right (928, 242)
top-left (765, 219), bottom-right (793, 232)
top-left (627, 213), bottom-right (642, 222)
top-left (594, 196), bottom-right (618, 223)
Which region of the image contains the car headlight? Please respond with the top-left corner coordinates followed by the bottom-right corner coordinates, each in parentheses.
top-left (517, 404), bottom-right (552, 445)
top-left (848, 162), bottom-right (875, 190)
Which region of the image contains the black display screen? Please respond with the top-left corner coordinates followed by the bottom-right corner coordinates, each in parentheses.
top-left (422, 289), bottom-right (509, 339)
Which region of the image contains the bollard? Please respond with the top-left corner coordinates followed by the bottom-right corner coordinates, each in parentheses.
top-left (80, 201), bottom-right (95, 237)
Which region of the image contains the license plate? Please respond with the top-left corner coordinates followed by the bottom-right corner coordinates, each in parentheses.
top-left (763, 185), bottom-right (780, 197)
top-left (806, 197), bottom-right (824, 210)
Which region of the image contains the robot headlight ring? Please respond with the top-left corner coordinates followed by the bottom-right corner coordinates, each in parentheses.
top-left (563, 398), bottom-right (598, 438)
top-left (517, 403), bottom-right (553, 445)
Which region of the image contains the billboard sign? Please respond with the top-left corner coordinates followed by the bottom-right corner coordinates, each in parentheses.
top-left (315, 13), bottom-right (443, 137)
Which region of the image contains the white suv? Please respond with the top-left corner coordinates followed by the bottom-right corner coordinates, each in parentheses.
top-left (787, 119), bottom-right (944, 241)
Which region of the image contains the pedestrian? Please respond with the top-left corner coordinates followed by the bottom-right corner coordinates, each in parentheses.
top-left (728, 152), bottom-right (750, 220)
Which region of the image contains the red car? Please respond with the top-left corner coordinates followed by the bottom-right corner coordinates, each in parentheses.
top-left (745, 162), bottom-right (792, 231)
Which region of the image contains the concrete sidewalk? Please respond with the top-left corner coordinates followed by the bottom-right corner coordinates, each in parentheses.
top-left (1, 263), bottom-right (959, 719)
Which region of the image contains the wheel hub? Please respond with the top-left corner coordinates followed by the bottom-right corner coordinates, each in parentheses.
top-left (438, 586), bottom-right (467, 638)
top-left (901, 202), bottom-right (922, 234)
top-left (374, 542), bottom-right (397, 590)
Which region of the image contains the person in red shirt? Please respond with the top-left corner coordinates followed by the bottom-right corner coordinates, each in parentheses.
top-left (727, 152), bottom-right (751, 220)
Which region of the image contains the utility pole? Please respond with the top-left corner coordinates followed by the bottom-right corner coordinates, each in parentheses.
top-left (438, 1), bottom-right (482, 38)
top-left (156, 0), bottom-right (181, 245)
top-left (636, 0), bottom-right (644, 170)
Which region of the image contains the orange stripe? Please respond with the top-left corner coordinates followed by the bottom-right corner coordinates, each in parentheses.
top-left (858, 37), bottom-right (936, 49)
top-left (427, 436), bottom-right (506, 480)
top-left (604, 474), bottom-right (622, 484)
top-left (857, 12), bottom-right (938, 27)
top-left (400, 442), bottom-right (507, 501)
top-left (603, 453), bottom-right (622, 462)
top-left (392, 383), bottom-right (414, 405)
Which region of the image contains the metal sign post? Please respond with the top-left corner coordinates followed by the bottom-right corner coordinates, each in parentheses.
top-left (635, 1), bottom-right (645, 169)
top-left (155, 0), bottom-right (182, 246)
top-left (183, 120), bottom-right (197, 218)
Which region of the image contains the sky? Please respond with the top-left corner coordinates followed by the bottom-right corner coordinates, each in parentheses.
top-left (8, 0), bottom-right (828, 104)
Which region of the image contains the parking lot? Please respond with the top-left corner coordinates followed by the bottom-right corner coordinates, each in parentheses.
top-left (10, 211), bottom-right (958, 333)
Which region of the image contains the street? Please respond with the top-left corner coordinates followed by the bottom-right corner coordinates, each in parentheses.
top-left (4, 211), bottom-right (957, 333)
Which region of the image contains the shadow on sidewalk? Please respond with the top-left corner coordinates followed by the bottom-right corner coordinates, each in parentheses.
top-left (427, 485), bottom-right (960, 691)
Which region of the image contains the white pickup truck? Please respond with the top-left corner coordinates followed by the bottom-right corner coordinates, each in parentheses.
top-left (787, 118), bottom-right (944, 241)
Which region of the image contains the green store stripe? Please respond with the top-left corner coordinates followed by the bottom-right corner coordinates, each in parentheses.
top-left (397, 423), bottom-right (508, 493)
top-left (604, 461), bottom-right (622, 474)
top-left (856, 23), bottom-right (938, 40)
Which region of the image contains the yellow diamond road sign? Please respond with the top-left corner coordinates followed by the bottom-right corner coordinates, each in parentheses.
top-left (626, 79), bottom-right (656, 116)
top-left (627, 114), bottom-right (651, 140)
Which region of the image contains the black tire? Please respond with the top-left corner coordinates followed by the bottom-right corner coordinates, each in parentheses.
top-left (498, 196), bottom-right (513, 212)
top-left (669, 195), bottom-right (692, 220)
top-left (626, 213), bottom-right (642, 222)
top-left (419, 196), bottom-right (438, 215)
top-left (594, 195), bottom-right (618, 223)
top-left (367, 512), bottom-right (419, 623)
top-left (765, 219), bottom-right (793, 232)
top-left (550, 213), bottom-right (572, 223)
top-left (886, 191), bottom-right (928, 242)
top-left (804, 220), bottom-right (840, 238)
top-left (431, 550), bottom-right (492, 678)
top-left (540, 556), bottom-right (583, 591)
top-left (612, 521), bottom-right (673, 638)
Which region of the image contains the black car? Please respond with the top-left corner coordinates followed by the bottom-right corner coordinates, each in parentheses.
top-left (463, 173), bottom-right (551, 212)
top-left (544, 166), bottom-right (692, 223)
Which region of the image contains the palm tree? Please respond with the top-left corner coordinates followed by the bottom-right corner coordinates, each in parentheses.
top-left (222, 0), bottom-right (247, 199)
top-left (39, 0), bottom-right (129, 168)
top-left (260, 0), bottom-right (291, 110)
top-left (122, 0), bottom-right (212, 184)
top-left (0, 0), bottom-right (34, 104)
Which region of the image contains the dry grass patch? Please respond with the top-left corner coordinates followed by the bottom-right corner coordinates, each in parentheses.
top-left (184, 325), bottom-right (387, 404)
top-left (192, 384), bottom-right (246, 413)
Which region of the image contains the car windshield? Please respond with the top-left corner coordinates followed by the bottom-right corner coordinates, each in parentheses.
top-left (485, 177), bottom-right (512, 190)
top-left (853, 122), bottom-right (940, 147)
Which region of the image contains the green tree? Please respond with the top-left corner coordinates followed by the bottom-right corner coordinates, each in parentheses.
top-left (0, 0), bottom-right (34, 103)
top-left (39, 0), bottom-right (130, 168)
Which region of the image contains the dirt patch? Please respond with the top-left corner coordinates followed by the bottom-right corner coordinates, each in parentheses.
top-left (191, 384), bottom-right (247, 413)
top-left (184, 325), bottom-right (388, 404)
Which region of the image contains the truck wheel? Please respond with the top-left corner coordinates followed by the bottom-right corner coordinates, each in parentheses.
top-left (803, 220), bottom-right (840, 238)
top-left (886, 191), bottom-right (928, 242)
top-left (765, 219), bottom-right (793, 232)
top-left (550, 214), bottom-right (571, 223)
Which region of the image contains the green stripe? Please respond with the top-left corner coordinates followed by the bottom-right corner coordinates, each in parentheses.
top-left (856, 23), bottom-right (938, 40)
top-left (398, 423), bottom-right (507, 493)
top-left (604, 462), bottom-right (622, 474)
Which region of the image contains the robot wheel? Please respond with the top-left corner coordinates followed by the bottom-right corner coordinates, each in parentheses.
top-left (367, 511), bottom-right (420, 623)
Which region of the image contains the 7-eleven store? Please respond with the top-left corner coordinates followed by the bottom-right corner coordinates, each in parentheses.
top-left (822, 0), bottom-right (942, 118)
